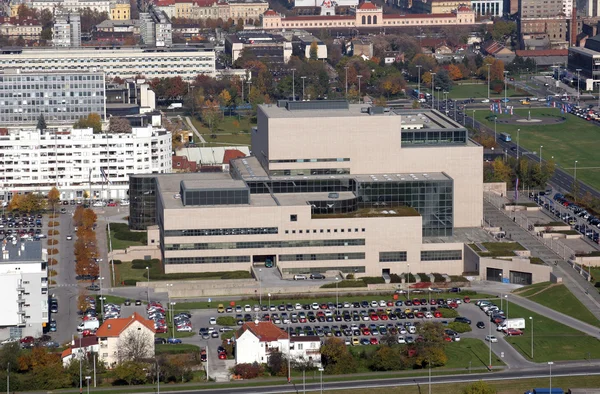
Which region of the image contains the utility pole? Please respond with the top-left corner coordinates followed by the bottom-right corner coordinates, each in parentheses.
top-left (291, 68), bottom-right (296, 101)
top-left (344, 66), bottom-right (349, 97)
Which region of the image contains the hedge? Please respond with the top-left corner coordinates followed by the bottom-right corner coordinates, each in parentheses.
top-left (123, 279), bottom-right (138, 286)
top-left (450, 275), bottom-right (468, 282)
top-left (439, 308), bottom-right (459, 318)
top-left (48, 269), bottom-right (57, 277)
top-left (132, 259), bottom-right (161, 270)
top-left (361, 276), bottom-right (386, 284)
top-left (47, 229), bottom-right (59, 236)
top-left (417, 273), bottom-right (429, 282)
top-left (216, 316), bottom-right (236, 326)
top-left (404, 273), bottom-right (416, 283)
top-left (48, 213), bottom-right (59, 219)
top-left (390, 274), bottom-right (402, 284)
top-left (321, 280), bottom-right (367, 288)
top-left (48, 248), bottom-right (59, 255)
top-left (112, 260), bottom-right (122, 265)
top-left (448, 322), bottom-right (472, 333)
top-left (432, 273), bottom-right (446, 283)
top-left (110, 223), bottom-right (147, 244)
top-left (48, 258), bottom-right (58, 266)
top-left (48, 221), bottom-right (59, 227)
top-left (150, 271), bottom-right (252, 281)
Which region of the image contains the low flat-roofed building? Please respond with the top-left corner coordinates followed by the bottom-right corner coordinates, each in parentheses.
top-left (225, 31), bottom-right (292, 64)
top-left (129, 100), bottom-right (481, 278)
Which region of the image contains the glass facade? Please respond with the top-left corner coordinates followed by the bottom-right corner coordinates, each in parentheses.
top-left (164, 255), bottom-right (251, 264)
top-left (279, 252), bottom-right (365, 262)
top-left (420, 250), bottom-right (462, 261)
top-left (401, 130), bottom-right (467, 146)
top-left (282, 265), bottom-right (365, 274)
top-left (164, 238), bottom-right (365, 250)
top-left (486, 267), bottom-right (503, 282)
top-left (357, 179), bottom-right (453, 236)
top-left (269, 168), bottom-right (350, 176)
top-left (269, 158), bottom-right (350, 163)
top-left (181, 188), bottom-right (249, 206)
top-left (0, 71), bottom-right (105, 124)
top-left (164, 227), bottom-right (279, 237)
top-left (129, 175), bottom-right (157, 230)
top-left (246, 178), bottom-right (356, 194)
top-left (379, 251), bottom-right (407, 262)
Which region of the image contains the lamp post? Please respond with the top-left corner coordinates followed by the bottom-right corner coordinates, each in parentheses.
top-left (291, 68), bottom-right (296, 101)
top-left (287, 322), bottom-right (291, 384)
top-left (504, 71), bottom-right (509, 104)
top-left (505, 295), bottom-right (509, 319)
top-left (99, 276), bottom-right (105, 320)
top-left (574, 160), bottom-right (579, 184)
top-left (576, 68), bottom-right (582, 103)
top-left (540, 146), bottom-right (543, 164)
top-left (146, 266), bottom-right (150, 303)
top-left (166, 283), bottom-right (173, 337)
top-left (258, 268), bottom-right (262, 306)
top-left (494, 116), bottom-right (497, 142)
top-left (435, 86), bottom-right (441, 110)
top-left (472, 109), bottom-right (475, 128)
top-left (486, 63), bottom-right (491, 99)
top-left (416, 65), bottom-right (422, 98)
top-left (488, 316), bottom-right (492, 369)
top-left (301, 76), bottom-right (306, 101)
top-left (335, 276), bottom-right (339, 307)
top-left (431, 72), bottom-right (436, 108)
top-left (85, 376), bottom-right (91, 394)
top-left (344, 66), bottom-right (349, 98)
top-left (357, 75), bottom-right (363, 103)
top-left (529, 316), bottom-right (534, 359)
top-left (171, 301), bottom-right (176, 339)
top-left (548, 361), bottom-right (554, 392)
top-left (407, 263), bottom-right (410, 301)
top-left (444, 91), bottom-right (448, 112)
top-left (319, 367), bottom-right (324, 394)
top-left (517, 128), bottom-right (521, 161)
top-left (268, 293), bottom-right (271, 310)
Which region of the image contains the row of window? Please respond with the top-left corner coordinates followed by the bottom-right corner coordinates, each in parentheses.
top-left (401, 130), bottom-right (467, 145)
top-left (420, 250), bottom-right (462, 261)
top-left (164, 255), bottom-right (250, 264)
top-left (164, 238), bottom-right (365, 251)
top-left (269, 168), bottom-right (351, 176)
top-left (164, 227), bottom-right (278, 237)
top-left (379, 251), bottom-right (407, 262)
top-left (285, 228), bottom-right (365, 234)
top-left (269, 158), bottom-right (350, 163)
top-left (279, 253), bottom-right (365, 262)
top-left (0, 75), bottom-right (104, 82)
top-left (282, 266), bottom-right (366, 274)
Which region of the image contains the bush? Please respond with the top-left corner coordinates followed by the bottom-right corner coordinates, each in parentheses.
top-left (112, 260), bottom-right (122, 265)
top-left (48, 269), bottom-right (57, 277)
top-left (48, 221), bottom-right (59, 227)
top-left (450, 275), bottom-right (468, 282)
top-left (321, 280), bottom-right (367, 288)
top-left (221, 271), bottom-right (252, 279)
top-left (433, 273), bottom-right (446, 283)
top-left (361, 276), bottom-right (385, 284)
top-left (48, 213), bottom-right (59, 219)
top-left (448, 322), bottom-right (472, 333)
top-left (123, 279), bottom-right (138, 286)
top-left (48, 258), bottom-right (58, 266)
top-left (149, 270), bottom-right (252, 281)
top-left (404, 273), bottom-right (416, 283)
top-left (390, 274), bottom-right (402, 283)
top-left (346, 273), bottom-right (355, 280)
top-left (216, 316), bottom-right (236, 326)
top-left (131, 259), bottom-right (160, 270)
top-left (48, 248), bottom-right (59, 255)
top-left (417, 273), bottom-right (429, 282)
top-left (47, 229), bottom-right (59, 236)
top-left (231, 363), bottom-right (264, 379)
top-left (110, 223), bottom-right (147, 244)
top-left (439, 308), bottom-right (459, 318)
top-left (47, 239), bottom-right (58, 245)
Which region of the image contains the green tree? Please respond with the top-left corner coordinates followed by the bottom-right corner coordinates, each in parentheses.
top-left (370, 346), bottom-right (405, 371)
top-left (320, 338), bottom-right (358, 375)
top-left (309, 41), bottom-right (319, 60)
top-left (36, 113), bottom-right (47, 131)
top-left (74, 113), bottom-right (102, 133)
top-left (112, 361), bottom-right (148, 385)
top-left (201, 99), bottom-right (223, 138)
top-left (463, 380), bottom-right (496, 394)
top-left (267, 350), bottom-right (288, 376)
top-left (492, 157), bottom-right (512, 183)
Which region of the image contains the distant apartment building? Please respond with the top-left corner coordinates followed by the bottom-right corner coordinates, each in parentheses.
top-left (0, 240), bottom-right (49, 338)
top-left (0, 45), bottom-right (216, 80)
top-left (228, 0), bottom-right (269, 22)
top-left (13, 0), bottom-right (112, 14)
top-left (155, 0), bottom-right (220, 20)
top-left (0, 68), bottom-right (105, 124)
top-left (140, 5), bottom-right (172, 47)
top-left (110, 0), bottom-right (131, 19)
top-left (585, 0), bottom-right (600, 16)
top-left (0, 16), bottom-right (42, 39)
top-left (52, 12), bottom-right (81, 47)
top-left (0, 125), bottom-right (172, 200)
top-left (519, 0), bottom-right (572, 47)
top-left (410, 0), bottom-right (463, 14)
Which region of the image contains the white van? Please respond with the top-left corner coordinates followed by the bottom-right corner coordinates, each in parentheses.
top-left (293, 275), bottom-right (307, 280)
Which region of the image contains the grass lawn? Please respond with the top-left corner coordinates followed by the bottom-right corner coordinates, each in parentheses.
top-left (108, 228), bottom-right (144, 250)
top-left (474, 107), bottom-right (600, 191)
top-left (173, 292), bottom-right (496, 312)
top-left (190, 116), bottom-right (253, 147)
top-left (512, 281), bottom-right (552, 298)
top-left (524, 284), bottom-right (600, 327)
top-left (503, 301), bottom-right (600, 361)
top-left (447, 83), bottom-right (529, 99)
top-left (155, 343), bottom-right (200, 355)
top-left (444, 338), bottom-right (504, 369)
top-left (115, 261), bottom-right (148, 285)
top-left (469, 242), bottom-right (525, 257)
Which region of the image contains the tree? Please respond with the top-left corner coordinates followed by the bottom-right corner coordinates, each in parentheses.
top-left (74, 113), bottom-right (102, 133)
top-left (218, 89), bottom-right (232, 108)
top-left (463, 380), bottom-right (496, 394)
top-left (36, 114), bottom-right (47, 131)
top-left (320, 338), bottom-right (357, 375)
top-left (434, 69), bottom-right (453, 92)
top-left (448, 64), bottom-right (463, 81)
top-left (112, 361), bottom-right (148, 385)
top-left (267, 350), bottom-right (288, 376)
top-left (108, 117), bottom-right (132, 133)
top-left (47, 187), bottom-right (60, 209)
top-left (490, 59), bottom-right (505, 82)
top-left (236, 18), bottom-right (244, 31)
top-left (8, 194), bottom-right (23, 211)
top-left (73, 205), bottom-right (85, 227)
top-left (492, 157), bottom-right (513, 183)
top-left (118, 330), bottom-right (154, 362)
top-left (370, 346), bottom-right (405, 371)
top-left (201, 99), bottom-right (222, 138)
top-left (41, 27), bottom-right (52, 40)
top-left (309, 41), bottom-right (319, 60)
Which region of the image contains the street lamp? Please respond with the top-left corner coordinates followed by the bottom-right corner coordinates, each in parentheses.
top-left (416, 65), bottom-right (422, 99)
top-left (357, 75), bottom-right (363, 104)
top-left (344, 66), bottom-right (349, 97)
top-left (576, 68), bottom-right (582, 102)
top-left (504, 295), bottom-right (509, 319)
top-left (171, 301), bottom-right (176, 339)
top-left (548, 361), bottom-right (554, 392)
top-left (99, 276), bottom-right (105, 320)
top-left (301, 76), bottom-right (306, 101)
top-left (504, 71), bottom-right (509, 104)
top-left (486, 63), bottom-right (491, 99)
top-left (435, 86), bottom-right (441, 111)
top-left (291, 68), bottom-right (296, 101)
top-left (258, 268), bottom-right (262, 306)
top-left (319, 367), bottom-right (324, 394)
top-left (574, 160), bottom-right (579, 183)
top-left (529, 316), bottom-right (534, 359)
top-left (488, 316), bottom-right (492, 369)
top-left (268, 293), bottom-right (271, 311)
top-left (517, 128), bottom-right (521, 160)
top-left (166, 283), bottom-right (173, 337)
top-left (431, 72), bottom-right (436, 108)
top-left (407, 263), bottom-right (411, 301)
top-left (85, 376), bottom-right (91, 394)
top-left (494, 116), bottom-right (497, 142)
top-left (540, 146), bottom-right (543, 164)
top-left (146, 266), bottom-right (150, 303)
top-left (335, 276), bottom-right (339, 307)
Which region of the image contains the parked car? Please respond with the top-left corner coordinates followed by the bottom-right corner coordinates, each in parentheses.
top-left (485, 335), bottom-right (498, 343)
top-left (310, 273), bottom-right (325, 280)
top-left (167, 338), bottom-right (182, 344)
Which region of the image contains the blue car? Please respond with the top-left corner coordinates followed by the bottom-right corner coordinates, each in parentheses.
top-left (501, 98), bottom-right (510, 103)
top-left (167, 337), bottom-right (182, 344)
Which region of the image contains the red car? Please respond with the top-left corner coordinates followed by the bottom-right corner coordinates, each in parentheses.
top-left (506, 328), bottom-right (523, 336)
top-left (443, 336), bottom-right (452, 342)
top-left (107, 202), bottom-right (117, 207)
top-left (412, 299), bottom-right (421, 306)
top-left (433, 311), bottom-right (442, 318)
top-left (463, 297), bottom-right (471, 304)
top-left (448, 302), bottom-right (458, 309)
top-left (362, 328), bottom-right (371, 335)
top-left (218, 353), bottom-right (227, 360)
top-left (379, 314), bottom-right (388, 321)
top-left (430, 299), bottom-right (437, 305)
top-left (370, 337), bottom-right (378, 345)
top-left (415, 312), bottom-right (425, 318)
top-left (20, 336), bottom-right (34, 344)
top-left (155, 326), bottom-right (168, 333)
top-left (386, 301), bottom-right (394, 307)
top-left (82, 329), bottom-right (95, 337)
top-left (370, 314), bottom-right (379, 321)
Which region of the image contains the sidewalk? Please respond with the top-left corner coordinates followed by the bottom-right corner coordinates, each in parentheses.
top-left (183, 115), bottom-right (207, 144)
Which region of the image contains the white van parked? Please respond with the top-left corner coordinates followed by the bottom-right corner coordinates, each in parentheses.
top-left (293, 275), bottom-right (307, 280)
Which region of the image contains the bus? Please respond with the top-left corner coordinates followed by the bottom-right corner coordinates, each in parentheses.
top-left (500, 132), bottom-right (512, 142)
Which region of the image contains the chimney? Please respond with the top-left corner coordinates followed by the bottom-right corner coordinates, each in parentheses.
top-left (571, 5), bottom-right (578, 46)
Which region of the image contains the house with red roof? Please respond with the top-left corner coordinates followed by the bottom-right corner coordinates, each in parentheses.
top-left (235, 321), bottom-right (321, 365)
top-left (96, 313), bottom-right (155, 367)
top-left (61, 336), bottom-right (100, 367)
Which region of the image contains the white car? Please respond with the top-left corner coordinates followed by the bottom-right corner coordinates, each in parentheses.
top-left (485, 335), bottom-right (498, 343)
top-left (424, 311), bottom-right (433, 319)
top-left (66, 235), bottom-right (73, 240)
top-left (177, 325), bottom-right (192, 332)
top-left (120, 200), bottom-right (130, 206)
top-left (244, 305), bottom-right (251, 312)
top-left (209, 317), bottom-right (217, 325)
top-left (481, 99), bottom-right (490, 103)
top-left (370, 301), bottom-right (378, 307)
top-left (397, 336), bottom-right (406, 344)
top-left (311, 303), bottom-right (319, 310)
top-left (295, 303), bottom-right (302, 310)
top-left (379, 300), bottom-right (387, 307)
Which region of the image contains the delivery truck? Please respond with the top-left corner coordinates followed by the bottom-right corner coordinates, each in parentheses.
top-left (77, 319), bottom-right (100, 332)
top-left (497, 317), bottom-right (526, 332)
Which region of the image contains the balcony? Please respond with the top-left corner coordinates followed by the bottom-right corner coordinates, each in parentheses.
top-left (16, 297), bottom-right (25, 304)
top-left (16, 284), bottom-right (25, 292)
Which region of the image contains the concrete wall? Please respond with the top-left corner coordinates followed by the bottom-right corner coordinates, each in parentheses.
top-left (479, 257), bottom-right (552, 284)
top-left (110, 245), bottom-right (161, 262)
top-left (573, 255), bottom-right (600, 267)
top-left (483, 182), bottom-right (507, 196)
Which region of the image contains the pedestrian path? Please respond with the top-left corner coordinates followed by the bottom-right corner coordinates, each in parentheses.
top-left (184, 116), bottom-right (207, 144)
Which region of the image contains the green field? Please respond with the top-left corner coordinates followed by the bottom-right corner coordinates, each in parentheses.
top-left (474, 108), bottom-right (600, 191)
top-left (503, 301), bottom-right (600, 361)
top-left (446, 83), bottom-right (529, 99)
top-left (190, 116), bottom-right (253, 147)
top-left (444, 338), bottom-right (504, 369)
top-left (155, 343), bottom-right (200, 355)
top-left (108, 228), bottom-right (144, 250)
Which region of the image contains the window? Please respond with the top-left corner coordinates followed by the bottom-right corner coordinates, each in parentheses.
top-left (420, 250), bottom-right (462, 261)
top-left (379, 251), bottom-right (407, 262)
top-left (290, 215), bottom-right (297, 222)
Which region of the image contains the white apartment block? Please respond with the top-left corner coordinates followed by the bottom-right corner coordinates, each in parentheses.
top-left (0, 46), bottom-right (216, 81)
top-left (0, 126), bottom-right (172, 201)
top-left (23, 0), bottom-right (111, 14)
top-left (0, 240), bottom-right (49, 338)
top-left (471, 0), bottom-right (503, 16)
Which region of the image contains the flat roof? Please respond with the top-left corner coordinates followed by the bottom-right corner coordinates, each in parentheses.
top-left (274, 191), bottom-right (356, 206)
top-left (182, 178), bottom-right (246, 190)
top-left (569, 46), bottom-right (600, 57)
top-left (0, 240), bottom-right (43, 262)
top-left (156, 172), bottom-right (234, 209)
